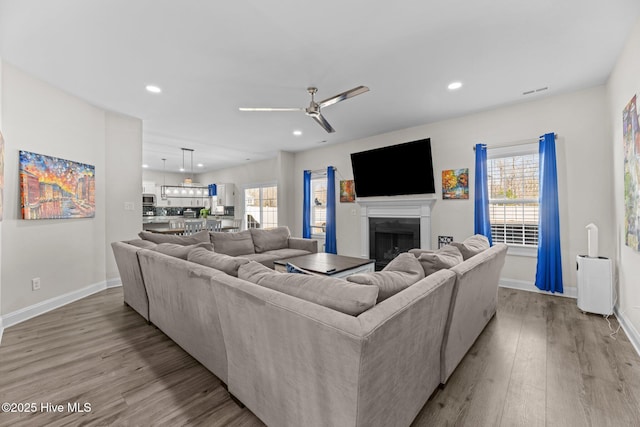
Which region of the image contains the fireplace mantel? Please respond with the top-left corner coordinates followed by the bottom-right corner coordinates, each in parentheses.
top-left (357, 194), bottom-right (437, 258)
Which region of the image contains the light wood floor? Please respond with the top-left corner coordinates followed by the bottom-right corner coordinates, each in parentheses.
top-left (1, 287), bottom-right (639, 426)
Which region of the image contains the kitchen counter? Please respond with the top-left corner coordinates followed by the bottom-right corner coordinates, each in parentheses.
top-left (142, 215), bottom-right (181, 224)
top-left (142, 215), bottom-right (235, 230)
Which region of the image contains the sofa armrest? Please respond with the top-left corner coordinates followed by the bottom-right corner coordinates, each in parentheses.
top-left (442, 243), bottom-right (507, 383)
top-left (111, 241), bottom-right (149, 321)
top-left (288, 237), bottom-right (318, 253)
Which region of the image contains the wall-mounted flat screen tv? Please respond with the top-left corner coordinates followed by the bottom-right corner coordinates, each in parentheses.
top-left (350, 138), bottom-right (435, 197)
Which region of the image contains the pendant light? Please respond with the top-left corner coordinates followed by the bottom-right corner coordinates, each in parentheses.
top-left (181, 148), bottom-right (194, 185)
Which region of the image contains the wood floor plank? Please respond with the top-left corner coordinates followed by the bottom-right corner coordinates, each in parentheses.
top-left (500, 291), bottom-right (546, 427)
top-left (2, 287), bottom-right (640, 426)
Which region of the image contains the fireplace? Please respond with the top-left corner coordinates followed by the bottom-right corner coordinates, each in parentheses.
top-left (369, 218), bottom-right (420, 270)
top-left (357, 194), bottom-right (437, 265)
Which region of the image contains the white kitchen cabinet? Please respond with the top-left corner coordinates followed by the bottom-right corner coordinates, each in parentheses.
top-left (142, 181), bottom-right (156, 194)
top-left (217, 183), bottom-right (235, 206)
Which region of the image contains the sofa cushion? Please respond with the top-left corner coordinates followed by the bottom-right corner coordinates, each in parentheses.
top-left (138, 230), bottom-right (210, 245)
top-left (241, 248), bottom-right (316, 269)
top-left (125, 239), bottom-right (157, 249)
top-left (450, 234), bottom-right (491, 260)
top-left (187, 247), bottom-right (250, 277)
top-left (262, 248), bottom-right (312, 258)
top-left (347, 253), bottom-right (425, 302)
top-left (250, 226), bottom-right (291, 253)
top-left (152, 242), bottom-right (213, 260)
top-left (238, 261), bottom-right (378, 316)
top-left (241, 253), bottom-right (281, 268)
top-left (413, 245), bottom-right (464, 276)
top-left (209, 230), bottom-right (255, 256)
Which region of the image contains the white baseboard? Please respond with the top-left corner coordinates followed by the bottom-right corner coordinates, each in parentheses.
top-left (1, 280), bottom-right (110, 331)
top-left (0, 279), bottom-right (123, 346)
top-left (499, 278), bottom-right (577, 299)
top-left (106, 277), bottom-right (122, 288)
top-left (614, 306), bottom-right (640, 358)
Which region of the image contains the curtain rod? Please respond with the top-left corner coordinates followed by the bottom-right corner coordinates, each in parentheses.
top-left (306, 166), bottom-right (336, 174)
top-left (472, 133), bottom-right (557, 150)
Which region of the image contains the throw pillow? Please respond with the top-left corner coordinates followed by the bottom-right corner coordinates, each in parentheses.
top-left (249, 226), bottom-right (291, 253)
top-left (187, 247), bottom-right (250, 277)
top-left (152, 242), bottom-right (213, 260)
top-left (450, 234), bottom-right (490, 260)
top-left (347, 253), bottom-right (425, 302)
top-left (416, 245), bottom-right (463, 276)
top-left (238, 261), bottom-right (378, 316)
top-left (209, 230), bottom-right (255, 256)
top-left (138, 230), bottom-right (210, 245)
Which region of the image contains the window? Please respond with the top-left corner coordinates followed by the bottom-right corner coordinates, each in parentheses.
top-left (244, 184), bottom-right (278, 229)
top-left (311, 174), bottom-right (327, 236)
top-left (487, 144), bottom-right (539, 248)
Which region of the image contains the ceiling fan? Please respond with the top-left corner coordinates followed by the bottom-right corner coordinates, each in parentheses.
top-left (239, 85), bottom-right (369, 133)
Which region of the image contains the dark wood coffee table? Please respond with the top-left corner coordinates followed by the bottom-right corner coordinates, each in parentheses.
top-left (274, 253), bottom-right (375, 278)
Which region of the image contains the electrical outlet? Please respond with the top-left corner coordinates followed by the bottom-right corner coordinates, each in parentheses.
top-left (124, 202), bottom-right (134, 211)
top-left (32, 277), bottom-right (41, 291)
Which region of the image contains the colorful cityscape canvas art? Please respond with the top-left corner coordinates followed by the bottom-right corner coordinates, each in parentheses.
top-left (19, 151), bottom-right (95, 220)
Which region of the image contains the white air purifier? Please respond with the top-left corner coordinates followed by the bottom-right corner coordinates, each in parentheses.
top-left (576, 255), bottom-right (613, 315)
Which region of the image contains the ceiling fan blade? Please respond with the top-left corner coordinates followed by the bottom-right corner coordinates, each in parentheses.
top-left (312, 113), bottom-right (336, 133)
top-left (318, 85), bottom-right (369, 109)
top-left (238, 107), bottom-right (304, 112)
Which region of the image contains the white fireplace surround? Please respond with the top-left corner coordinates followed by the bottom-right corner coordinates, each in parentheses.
top-left (357, 194), bottom-right (437, 259)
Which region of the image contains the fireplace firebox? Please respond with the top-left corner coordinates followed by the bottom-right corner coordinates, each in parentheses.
top-left (369, 218), bottom-right (420, 270)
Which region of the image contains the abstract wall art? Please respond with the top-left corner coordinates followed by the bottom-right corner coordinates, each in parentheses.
top-left (19, 151), bottom-right (95, 220)
top-left (340, 179), bottom-right (356, 203)
top-left (623, 94), bottom-right (640, 251)
top-left (442, 168), bottom-right (469, 200)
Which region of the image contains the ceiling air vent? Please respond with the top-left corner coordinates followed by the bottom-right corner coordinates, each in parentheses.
top-left (523, 87), bottom-right (549, 96)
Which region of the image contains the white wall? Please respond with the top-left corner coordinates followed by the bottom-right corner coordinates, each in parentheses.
top-left (607, 17), bottom-right (640, 347)
top-left (142, 169), bottom-right (189, 187)
top-left (105, 112), bottom-right (142, 280)
top-left (276, 151), bottom-right (295, 228)
top-left (1, 62), bottom-right (141, 315)
top-left (293, 86), bottom-right (613, 292)
top-left (0, 59), bottom-right (4, 329)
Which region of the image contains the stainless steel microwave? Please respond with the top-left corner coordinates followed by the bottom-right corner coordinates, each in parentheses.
top-left (142, 193), bottom-right (156, 207)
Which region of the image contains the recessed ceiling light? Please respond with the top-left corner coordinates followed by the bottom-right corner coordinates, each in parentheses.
top-left (145, 85), bottom-right (162, 94)
top-left (197, 163), bottom-right (204, 168)
top-left (179, 167), bottom-right (185, 172)
top-left (142, 164), bottom-right (149, 168)
top-left (293, 130), bottom-right (302, 136)
top-left (447, 81), bottom-right (463, 90)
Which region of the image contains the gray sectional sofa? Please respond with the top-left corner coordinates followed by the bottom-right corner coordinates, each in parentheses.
top-left (111, 232), bottom-right (507, 426)
top-left (114, 226), bottom-right (317, 321)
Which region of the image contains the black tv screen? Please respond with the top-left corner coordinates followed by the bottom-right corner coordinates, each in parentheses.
top-left (350, 138), bottom-right (435, 197)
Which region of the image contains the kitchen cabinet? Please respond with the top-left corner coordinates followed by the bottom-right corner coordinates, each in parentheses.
top-left (216, 183), bottom-right (235, 207)
top-left (142, 181), bottom-right (156, 194)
